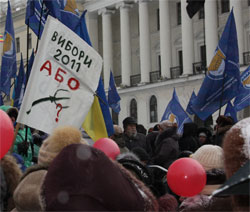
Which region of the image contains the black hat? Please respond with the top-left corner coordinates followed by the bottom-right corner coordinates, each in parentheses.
top-left (123, 117), bottom-right (137, 129)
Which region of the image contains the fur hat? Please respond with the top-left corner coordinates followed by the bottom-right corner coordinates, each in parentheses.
top-left (123, 117), bottom-right (137, 129)
top-left (42, 144), bottom-right (158, 211)
top-left (223, 117), bottom-right (250, 211)
top-left (191, 145), bottom-right (224, 171)
top-left (38, 126), bottom-right (88, 166)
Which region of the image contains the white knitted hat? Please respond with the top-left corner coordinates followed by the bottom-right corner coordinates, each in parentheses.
top-left (191, 145), bottom-right (224, 171)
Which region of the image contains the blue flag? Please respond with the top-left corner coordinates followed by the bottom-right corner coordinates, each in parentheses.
top-left (186, 91), bottom-right (196, 115)
top-left (25, 49), bottom-right (35, 86)
top-left (25, 0), bottom-right (49, 38)
top-left (224, 102), bottom-right (237, 123)
top-left (234, 66), bottom-right (250, 112)
top-left (192, 10), bottom-right (240, 120)
top-left (161, 89), bottom-right (192, 134)
top-left (0, 0), bottom-right (17, 95)
top-left (108, 71), bottom-right (121, 114)
top-left (75, 11), bottom-right (114, 137)
top-left (13, 54), bottom-right (25, 109)
top-left (26, 0), bottom-right (79, 38)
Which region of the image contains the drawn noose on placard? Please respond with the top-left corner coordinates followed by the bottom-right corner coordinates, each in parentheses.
top-left (26, 89), bottom-right (70, 116)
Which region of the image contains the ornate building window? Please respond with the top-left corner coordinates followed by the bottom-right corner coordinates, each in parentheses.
top-left (130, 98), bottom-right (137, 121)
top-left (221, 0), bottom-right (230, 14)
top-left (150, 95), bottom-right (158, 123)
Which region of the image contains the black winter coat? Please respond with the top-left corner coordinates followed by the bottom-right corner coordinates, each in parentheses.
top-left (150, 127), bottom-right (179, 169)
top-left (123, 133), bottom-right (147, 151)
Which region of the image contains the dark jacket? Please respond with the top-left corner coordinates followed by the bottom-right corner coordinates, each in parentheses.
top-left (0, 166), bottom-right (7, 211)
top-left (123, 132), bottom-right (147, 151)
top-left (146, 131), bottom-right (159, 156)
top-left (150, 127), bottom-right (179, 169)
top-left (179, 123), bottom-right (200, 152)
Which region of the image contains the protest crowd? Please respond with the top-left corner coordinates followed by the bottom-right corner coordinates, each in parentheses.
top-left (0, 105), bottom-right (249, 211)
top-left (0, 0), bottom-right (249, 211)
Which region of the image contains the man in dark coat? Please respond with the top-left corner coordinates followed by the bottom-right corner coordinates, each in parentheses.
top-left (150, 121), bottom-right (179, 169)
top-left (122, 117), bottom-right (147, 152)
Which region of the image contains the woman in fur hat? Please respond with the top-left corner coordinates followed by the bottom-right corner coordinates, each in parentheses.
top-left (12, 126), bottom-right (88, 211)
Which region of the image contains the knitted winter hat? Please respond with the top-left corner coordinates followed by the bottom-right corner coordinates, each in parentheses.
top-left (191, 145), bottom-right (224, 171)
top-left (38, 126), bottom-right (88, 166)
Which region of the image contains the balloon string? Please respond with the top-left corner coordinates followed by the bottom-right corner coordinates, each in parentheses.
top-left (148, 165), bottom-right (168, 173)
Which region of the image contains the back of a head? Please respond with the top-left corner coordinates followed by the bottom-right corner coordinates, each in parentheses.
top-left (182, 122), bottom-right (198, 137)
top-left (6, 107), bottom-right (18, 121)
top-left (43, 144), bottom-right (158, 211)
top-left (113, 125), bottom-right (123, 135)
top-left (158, 120), bottom-right (177, 132)
top-left (223, 117), bottom-right (250, 211)
top-left (191, 145), bottom-right (224, 171)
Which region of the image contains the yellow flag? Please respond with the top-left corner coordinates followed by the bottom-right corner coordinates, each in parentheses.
top-left (82, 96), bottom-right (108, 141)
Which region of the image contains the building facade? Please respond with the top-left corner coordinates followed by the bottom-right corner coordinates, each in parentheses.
top-left (0, 0), bottom-right (250, 130)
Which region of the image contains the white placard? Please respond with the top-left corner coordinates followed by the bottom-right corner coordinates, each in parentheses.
top-left (17, 16), bottom-right (102, 134)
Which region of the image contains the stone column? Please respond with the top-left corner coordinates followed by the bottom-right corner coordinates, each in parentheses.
top-left (98, 8), bottom-right (115, 89)
top-left (205, 0), bottom-right (218, 65)
top-left (159, 0), bottom-right (171, 78)
top-left (138, 0), bottom-right (151, 83)
top-left (86, 12), bottom-right (99, 52)
top-left (230, 0), bottom-right (244, 64)
top-left (116, 2), bottom-right (133, 86)
top-left (181, 0), bottom-right (194, 75)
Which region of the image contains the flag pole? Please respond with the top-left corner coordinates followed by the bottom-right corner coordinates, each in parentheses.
top-left (202, 5), bottom-right (207, 75)
top-left (24, 18), bottom-right (30, 145)
top-left (35, 0), bottom-right (44, 52)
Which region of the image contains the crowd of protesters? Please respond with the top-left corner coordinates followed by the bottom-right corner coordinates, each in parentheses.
top-left (0, 106), bottom-right (249, 211)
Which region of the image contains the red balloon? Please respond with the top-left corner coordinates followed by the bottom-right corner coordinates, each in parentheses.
top-left (0, 110), bottom-right (14, 159)
top-left (167, 158), bottom-right (206, 197)
top-left (93, 138), bottom-right (120, 160)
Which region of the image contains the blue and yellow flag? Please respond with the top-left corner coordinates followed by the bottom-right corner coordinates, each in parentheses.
top-left (192, 10), bottom-right (241, 120)
top-left (224, 101), bottom-right (237, 123)
top-left (234, 66), bottom-right (250, 112)
top-left (0, 0), bottom-right (17, 96)
top-left (186, 91), bottom-right (196, 115)
top-left (108, 71), bottom-right (121, 114)
top-left (75, 11), bottom-right (114, 141)
top-left (13, 54), bottom-right (25, 109)
top-left (161, 89), bottom-right (192, 134)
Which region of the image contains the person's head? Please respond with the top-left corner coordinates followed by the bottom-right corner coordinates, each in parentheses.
top-left (214, 115), bottom-right (234, 132)
top-left (123, 117), bottom-right (137, 138)
top-left (198, 132), bottom-right (207, 144)
top-left (191, 145), bottom-right (224, 171)
top-left (158, 120), bottom-right (177, 133)
top-left (6, 107), bottom-right (18, 124)
top-left (111, 125), bottom-right (124, 146)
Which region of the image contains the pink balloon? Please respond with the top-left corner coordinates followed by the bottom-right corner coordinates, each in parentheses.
top-left (167, 158), bottom-right (207, 197)
top-left (93, 138), bottom-right (120, 160)
top-left (0, 110), bottom-right (14, 159)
